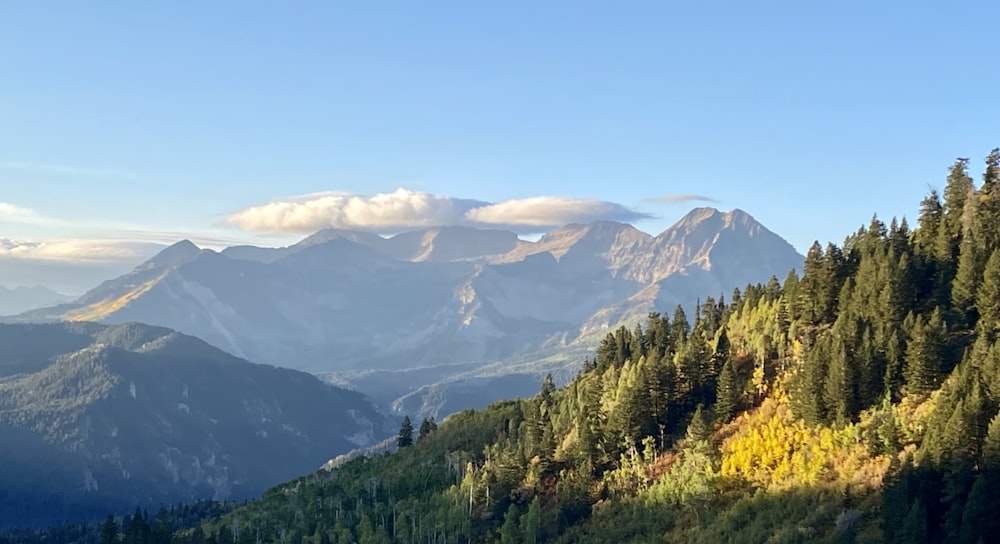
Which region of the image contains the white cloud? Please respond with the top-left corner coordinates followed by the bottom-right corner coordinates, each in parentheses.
top-left (224, 189), bottom-right (651, 234)
top-left (225, 189), bottom-right (486, 233)
top-left (0, 238), bottom-right (163, 263)
top-left (465, 196), bottom-right (645, 227)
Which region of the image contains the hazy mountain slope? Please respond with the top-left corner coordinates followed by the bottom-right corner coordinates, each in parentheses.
top-left (18, 208), bottom-right (802, 416)
top-left (0, 322), bottom-right (389, 528)
top-left (0, 285), bottom-right (73, 316)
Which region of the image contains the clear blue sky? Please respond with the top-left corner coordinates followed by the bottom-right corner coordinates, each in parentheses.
top-left (2, 1), bottom-right (999, 289)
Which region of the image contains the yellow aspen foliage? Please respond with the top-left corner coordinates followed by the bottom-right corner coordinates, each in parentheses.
top-left (720, 396), bottom-right (889, 494)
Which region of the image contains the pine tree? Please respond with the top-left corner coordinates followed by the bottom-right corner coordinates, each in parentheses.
top-left (671, 305), bottom-right (690, 343)
top-left (715, 358), bottom-right (740, 422)
top-left (979, 149), bottom-right (1000, 253)
top-left (101, 515), bottom-right (119, 544)
top-left (976, 250), bottom-right (1000, 340)
top-left (418, 418), bottom-right (434, 442)
top-left (522, 497), bottom-right (542, 544)
top-left (914, 189), bottom-right (943, 255)
top-left (905, 312), bottom-right (944, 396)
top-left (397, 416), bottom-right (414, 448)
top-left (824, 335), bottom-right (859, 424)
top-left (899, 500), bottom-right (929, 544)
top-left (500, 504), bottom-right (522, 544)
top-left (939, 158), bottom-right (974, 257)
top-left (686, 404), bottom-right (711, 444)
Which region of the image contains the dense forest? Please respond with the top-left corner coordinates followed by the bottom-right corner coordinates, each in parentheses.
top-left (7, 149), bottom-right (1000, 543)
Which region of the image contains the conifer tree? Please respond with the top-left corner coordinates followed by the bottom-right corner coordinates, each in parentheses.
top-left (976, 250), bottom-right (1000, 340)
top-left (960, 411), bottom-right (1000, 543)
top-left (934, 159), bottom-right (975, 303)
top-left (951, 188), bottom-right (983, 328)
top-left (824, 335), bottom-right (859, 424)
top-left (905, 312), bottom-right (945, 396)
top-left (418, 418), bottom-right (435, 442)
top-left (397, 416), bottom-right (414, 448)
top-left (715, 358), bottom-right (740, 422)
top-left (978, 148), bottom-right (1000, 253)
top-left (101, 515), bottom-right (119, 544)
top-left (914, 189), bottom-right (943, 255)
top-left (938, 158), bottom-right (974, 257)
top-left (671, 305), bottom-right (690, 343)
top-left (500, 504), bottom-right (521, 544)
top-left (686, 404), bottom-right (711, 444)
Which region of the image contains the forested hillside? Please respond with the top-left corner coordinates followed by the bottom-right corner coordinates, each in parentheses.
top-left (12, 150), bottom-right (1000, 544)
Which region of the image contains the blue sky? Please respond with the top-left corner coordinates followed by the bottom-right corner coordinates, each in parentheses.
top-left (2, 1), bottom-right (999, 291)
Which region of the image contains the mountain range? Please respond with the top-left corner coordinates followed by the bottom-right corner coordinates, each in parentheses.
top-left (14, 208), bottom-right (803, 418)
top-left (0, 322), bottom-right (389, 528)
top-left (0, 285), bottom-right (73, 316)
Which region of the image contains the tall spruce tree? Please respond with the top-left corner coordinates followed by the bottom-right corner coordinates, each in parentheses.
top-left (397, 416), bottom-right (414, 448)
top-left (976, 249), bottom-right (1000, 340)
top-left (714, 358), bottom-right (740, 422)
top-left (904, 311), bottom-right (946, 396)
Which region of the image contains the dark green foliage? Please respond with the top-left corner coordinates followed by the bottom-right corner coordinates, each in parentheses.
top-left (101, 515), bottom-right (118, 544)
top-left (418, 417), bottom-right (437, 442)
top-left (976, 249), bottom-right (1000, 339)
top-left (714, 358), bottom-right (741, 421)
top-left (685, 404), bottom-right (711, 443)
top-left (397, 416), bottom-right (414, 448)
top-left (904, 310), bottom-right (947, 396)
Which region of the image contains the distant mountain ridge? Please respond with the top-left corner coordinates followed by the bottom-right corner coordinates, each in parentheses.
top-left (16, 208), bottom-right (803, 418)
top-left (0, 322), bottom-right (389, 528)
top-left (0, 285), bottom-right (73, 316)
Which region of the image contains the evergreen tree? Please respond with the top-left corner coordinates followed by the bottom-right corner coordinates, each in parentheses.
top-left (976, 249), bottom-right (1000, 339)
top-left (934, 159), bottom-right (975, 302)
top-left (914, 189), bottom-right (943, 255)
top-left (714, 358), bottom-right (740, 421)
top-left (521, 497), bottom-right (542, 544)
top-left (938, 158), bottom-right (974, 258)
top-left (951, 191), bottom-right (983, 329)
top-left (397, 416), bottom-right (414, 448)
top-left (905, 312), bottom-right (945, 396)
top-left (899, 500), bottom-right (929, 544)
top-left (418, 418), bottom-right (434, 442)
top-left (671, 305), bottom-right (690, 343)
top-left (101, 515), bottom-right (119, 544)
top-left (686, 404), bottom-right (711, 444)
top-left (979, 148), bottom-right (1000, 253)
top-left (500, 504), bottom-right (521, 544)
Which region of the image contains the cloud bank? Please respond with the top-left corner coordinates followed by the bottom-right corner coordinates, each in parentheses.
top-left (0, 238), bottom-right (163, 263)
top-left (225, 188), bottom-right (651, 234)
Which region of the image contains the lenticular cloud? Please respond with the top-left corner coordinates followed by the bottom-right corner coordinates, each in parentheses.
top-left (224, 188), bottom-right (651, 234)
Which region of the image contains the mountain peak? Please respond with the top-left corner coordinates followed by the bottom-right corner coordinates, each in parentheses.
top-left (660, 207), bottom-right (769, 237)
top-left (137, 240), bottom-right (201, 271)
top-left (674, 207), bottom-right (723, 226)
top-left (296, 228), bottom-right (385, 249)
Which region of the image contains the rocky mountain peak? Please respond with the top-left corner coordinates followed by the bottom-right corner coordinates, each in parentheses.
top-left (295, 228), bottom-right (386, 249)
top-left (136, 239), bottom-right (202, 271)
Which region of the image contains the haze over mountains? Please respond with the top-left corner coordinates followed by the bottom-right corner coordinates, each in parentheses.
top-left (0, 285), bottom-right (73, 316)
top-left (15, 208), bottom-right (803, 418)
top-left (0, 322), bottom-right (388, 528)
